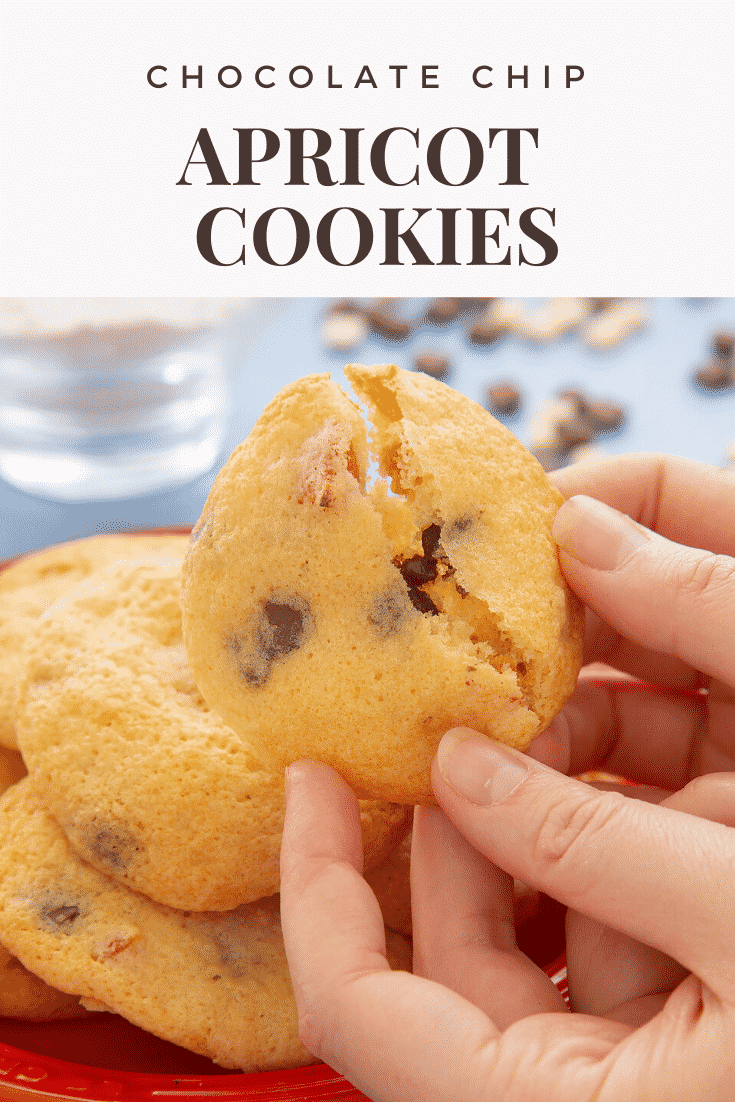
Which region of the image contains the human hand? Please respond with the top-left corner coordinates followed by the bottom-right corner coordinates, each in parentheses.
top-left (279, 454), bottom-right (735, 1100)
top-left (281, 751), bottom-right (735, 1100)
top-left (547, 452), bottom-right (735, 787)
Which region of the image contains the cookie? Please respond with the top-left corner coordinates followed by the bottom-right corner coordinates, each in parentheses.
top-left (365, 832), bottom-right (413, 937)
top-left (0, 943), bottom-right (91, 1022)
top-left (0, 533), bottom-right (189, 750)
top-left (365, 831), bottom-right (542, 937)
top-left (0, 779), bottom-right (412, 1071)
top-left (17, 558), bottom-right (410, 911)
top-left (182, 364), bottom-right (584, 804)
top-left (0, 747), bottom-right (90, 1022)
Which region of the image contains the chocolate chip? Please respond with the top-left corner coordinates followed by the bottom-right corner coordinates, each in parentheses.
top-left (233, 595), bottom-right (313, 688)
top-left (414, 352), bottom-right (451, 380)
top-left (447, 516), bottom-right (473, 536)
top-left (39, 900), bottom-right (81, 933)
top-left (468, 317), bottom-right (506, 344)
top-left (485, 381), bottom-right (522, 417)
top-left (712, 332), bottom-right (735, 360)
top-left (392, 524), bottom-right (446, 618)
top-left (533, 445), bottom-right (566, 472)
top-left (366, 300), bottom-right (413, 340)
top-left (695, 360), bottom-right (733, 390)
top-left (400, 554), bottom-right (438, 587)
top-left (558, 415), bottom-right (594, 449)
top-left (421, 524), bottom-right (442, 559)
top-left (556, 387), bottom-right (626, 439)
top-left (587, 400), bottom-right (626, 432)
top-left (328, 299), bottom-right (363, 316)
top-left (80, 821), bottom-right (140, 872)
top-left (259, 600), bottom-right (309, 659)
top-left (368, 586), bottom-right (411, 638)
top-left (425, 298), bottom-right (462, 325)
top-left (406, 588), bottom-right (440, 615)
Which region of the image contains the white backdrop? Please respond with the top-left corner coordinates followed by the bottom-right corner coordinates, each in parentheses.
top-left (1, 1), bottom-right (733, 295)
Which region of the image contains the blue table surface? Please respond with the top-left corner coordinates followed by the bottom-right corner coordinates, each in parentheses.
top-left (1, 297), bottom-right (734, 562)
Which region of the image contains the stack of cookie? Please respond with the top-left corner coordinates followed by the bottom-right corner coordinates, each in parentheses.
top-left (0, 534), bottom-right (412, 1070)
top-left (0, 364), bottom-right (583, 1072)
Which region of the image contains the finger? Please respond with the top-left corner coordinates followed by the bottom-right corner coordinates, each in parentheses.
top-left (582, 607), bottom-right (704, 689)
top-left (552, 495), bottom-right (735, 686)
top-left (410, 806), bottom-right (566, 1026)
top-left (432, 729), bottom-right (735, 1001)
top-left (663, 770), bottom-right (735, 824)
top-left (566, 772), bottom-right (735, 1021)
top-left (280, 759), bottom-right (511, 1102)
top-left (550, 453), bottom-right (735, 556)
top-left (524, 720), bottom-right (571, 774)
top-left (549, 675), bottom-right (711, 789)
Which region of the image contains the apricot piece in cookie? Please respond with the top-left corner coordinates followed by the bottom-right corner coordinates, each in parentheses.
top-left (182, 366), bottom-right (583, 804)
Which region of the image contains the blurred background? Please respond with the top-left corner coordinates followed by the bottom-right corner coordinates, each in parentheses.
top-left (0, 296), bottom-right (733, 561)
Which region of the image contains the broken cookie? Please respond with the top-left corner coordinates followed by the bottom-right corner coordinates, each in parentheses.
top-left (182, 364), bottom-right (584, 805)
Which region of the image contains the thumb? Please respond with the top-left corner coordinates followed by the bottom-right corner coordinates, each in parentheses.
top-left (552, 494), bottom-right (735, 684)
top-left (431, 728), bottom-right (735, 1003)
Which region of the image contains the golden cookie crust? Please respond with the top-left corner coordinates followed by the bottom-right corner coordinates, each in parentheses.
top-left (0, 533), bottom-right (189, 750)
top-left (17, 558), bottom-right (410, 911)
top-left (0, 748), bottom-right (89, 1022)
top-left (182, 366), bottom-right (583, 803)
top-left (0, 779), bottom-right (412, 1071)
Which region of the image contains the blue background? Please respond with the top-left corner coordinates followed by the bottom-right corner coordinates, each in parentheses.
top-left (1, 297), bottom-right (733, 562)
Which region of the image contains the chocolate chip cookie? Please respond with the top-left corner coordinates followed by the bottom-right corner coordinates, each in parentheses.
top-left (182, 365), bottom-right (584, 804)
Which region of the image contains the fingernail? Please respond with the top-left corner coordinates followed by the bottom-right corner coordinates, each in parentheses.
top-left (552, 495), bottom-right (652, 571)
top-left (437, 728), bottom-right (529, 805)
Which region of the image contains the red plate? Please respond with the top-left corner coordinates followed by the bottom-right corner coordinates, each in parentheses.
top-left (0, 954), bottom-right (569, 1102)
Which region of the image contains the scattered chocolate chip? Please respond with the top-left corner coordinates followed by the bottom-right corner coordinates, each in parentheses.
top-left (425, 298), bottom-right (462, 325)
top-left (468, 317), bottom-right (505, 344)
top-left (587, 297), bottom-right (617, 312)
top-left (712, 332), bottom-right (734, 360)
top-left (414, 352), bottom-right (451, 380)
top-left (587, 400), bottom-right (626, 432)
top-left (328, 299), bottom-right (363, 316)
top-left (485, 381), bottom-right (522, 417)
top-left (558, 415), bottom-right (594, 449)
top-left (556, 387), bottom-right (626, 436)
top-left (695, 360), bottom-right (732, 390)
top-left (532, 446), bottom-right (566, 473)
top-left (366, 299), bottom-right (414, 340)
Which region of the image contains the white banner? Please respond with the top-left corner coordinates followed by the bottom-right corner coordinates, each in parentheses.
top-left (1, 1), bottom-right (733, 295)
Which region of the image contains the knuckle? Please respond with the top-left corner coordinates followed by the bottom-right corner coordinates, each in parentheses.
top-left (675, 552), bottom-right (735, 608)
top-left (296, 997), bottom-right (332, 1061)
top-left (532, 789), bottom-right (627, 893)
